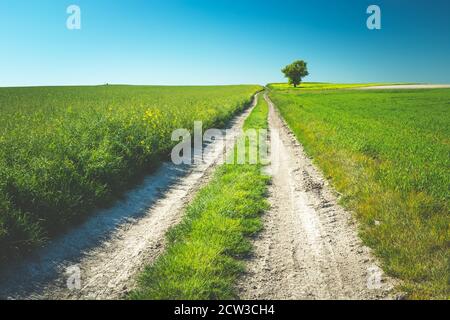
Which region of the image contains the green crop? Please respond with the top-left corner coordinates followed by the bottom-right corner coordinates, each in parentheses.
top-left (269, 86), bottom-right (450, 299)
top-left (267, 82), bottom-right (407, 91)
top-left (0, 85), bottom-right (262, 262)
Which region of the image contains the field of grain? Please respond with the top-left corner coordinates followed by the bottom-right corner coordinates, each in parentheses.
top-left (268, 85), bottom-right (450, 299)
top-left (268, 82), bottom-right (405, 91)
top-left (0, 85), bottom-right (262, 262)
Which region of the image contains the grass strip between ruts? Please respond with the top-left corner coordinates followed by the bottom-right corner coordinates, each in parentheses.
top-left (130, 94), bottom-right (270, 299)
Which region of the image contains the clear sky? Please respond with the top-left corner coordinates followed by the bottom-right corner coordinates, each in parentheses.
top-left (1, 0), bottom-right (449, 86)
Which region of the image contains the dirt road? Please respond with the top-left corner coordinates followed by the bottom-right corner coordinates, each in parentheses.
top-left (1, 92), bottom-right (397, 300)
top-left (237, 94), bottom-right (395, 299)
top-left (0, 96), bottom-right (258, 300)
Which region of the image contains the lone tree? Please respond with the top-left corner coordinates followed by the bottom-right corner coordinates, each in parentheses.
top-left (282, 60), bottom-right (309, 87)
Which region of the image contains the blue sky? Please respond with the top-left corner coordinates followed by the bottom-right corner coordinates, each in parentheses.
top-left (1, 0), bottom-right (449, 86)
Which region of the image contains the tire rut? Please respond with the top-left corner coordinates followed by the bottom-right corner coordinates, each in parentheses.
top-left (236, 93), bottom-right (396, 300)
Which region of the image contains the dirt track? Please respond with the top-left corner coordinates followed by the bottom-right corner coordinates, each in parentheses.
top-left (0, 96), bottom-right (257, 300)
top-left (236, 94), bottom-right (395, 299)
top-left (1, 92), bottom-right (398, 300)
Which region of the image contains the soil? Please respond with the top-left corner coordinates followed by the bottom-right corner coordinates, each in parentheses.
top-left (236, 94), bottom-right (396, 299)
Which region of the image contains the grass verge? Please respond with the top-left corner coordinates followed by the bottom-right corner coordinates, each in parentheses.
top-left (129, 94), bottom-right (270, 299)
top-left (268, 86), bottom-right (449, 299)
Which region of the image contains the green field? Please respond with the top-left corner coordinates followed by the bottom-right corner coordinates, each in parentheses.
top-left (268, 86), bottom-right (450, 299)
top-left (130, 94), bottom-right (270, 299)
top-left (267, 82), bottom-right (406, 91)
top-left (0, 85), bottom-right (262, 262)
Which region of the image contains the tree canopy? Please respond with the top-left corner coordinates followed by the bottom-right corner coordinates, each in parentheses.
top-left (281, 60), bottom-right (309, 87)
